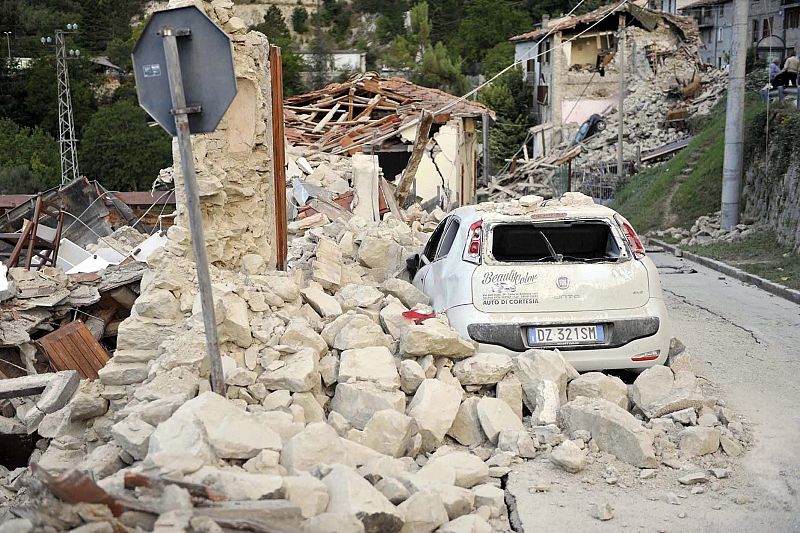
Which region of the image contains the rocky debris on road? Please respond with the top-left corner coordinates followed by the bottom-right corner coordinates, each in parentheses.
top-left (649, 211), bottom-right (762, 247)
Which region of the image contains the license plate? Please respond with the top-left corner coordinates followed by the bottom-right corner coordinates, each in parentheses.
top-left (528, 325), bottom-right (605, 345)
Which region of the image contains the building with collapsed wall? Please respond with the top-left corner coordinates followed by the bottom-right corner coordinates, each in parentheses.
top-left (283, 73), bottom-right (494, 210)
top-left (510, 3), bottom-right (701, 157)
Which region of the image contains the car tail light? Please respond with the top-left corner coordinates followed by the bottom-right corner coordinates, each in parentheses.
top-left (621, 221), bottom-right (646, 259)
top-left (462, 220), bottom-right (483, 264)
top-left (631, 350), bottom-right (660, 362)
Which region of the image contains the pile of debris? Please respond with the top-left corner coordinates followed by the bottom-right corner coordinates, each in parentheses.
top-left (0, 191), bottom-right (749, 532)
top-left (650, 211), bottom-right (761, 247)
top-left (283, 72), bottom-right (492, 211)
top-left (0, 226), bottom-right (166, 383)
top-left (576, 62), bottom-right (727, 169)
top-left (486, 45), bottom-right (727, 202)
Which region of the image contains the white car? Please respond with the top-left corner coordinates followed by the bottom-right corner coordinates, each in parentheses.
top-left (410, 195), bottom-right (671, 372)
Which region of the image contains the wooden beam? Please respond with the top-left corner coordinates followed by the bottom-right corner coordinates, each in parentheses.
top-left (353, 95), bottom-right (382, 122)
top-left (269, 46), bottom-right (288, 271)
top-left (394, 110), bottom-right (434, 206)
top-left (311, 102), bottom-right (342, 133)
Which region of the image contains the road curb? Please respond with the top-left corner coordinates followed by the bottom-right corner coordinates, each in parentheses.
top-left (649, 238), bottom-right (800, 306)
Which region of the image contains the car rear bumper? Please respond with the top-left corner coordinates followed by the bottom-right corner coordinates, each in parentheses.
top-left (444, 298), bottom-right (671, 372)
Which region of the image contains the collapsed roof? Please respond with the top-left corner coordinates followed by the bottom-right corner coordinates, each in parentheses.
top-left (509, 3), bottom-right (700, 44)
top-left (283, 73), bottom-right (494, 156)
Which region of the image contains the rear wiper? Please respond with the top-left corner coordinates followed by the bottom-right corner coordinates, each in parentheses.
top-left (538, 231), bottom-right (562, 263)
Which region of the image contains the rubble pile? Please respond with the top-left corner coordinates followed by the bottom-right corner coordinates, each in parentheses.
top-left (0, 227), bottom-right (155, 378)
top-left (576, 65), bottom-right (727, 168)
top-left (0, 194), bottom-right (750, 532)
top-left (485, 45), bottom-right (728, 202)
top-left (650, 211), bottom-right (761, 246)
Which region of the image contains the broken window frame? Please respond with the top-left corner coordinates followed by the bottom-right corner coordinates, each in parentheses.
top-left (422, 216), bottom-right (449, 263)
top-left (482, 218), bottom-right (628, 265)
top-left (435, 217), bottom-right (461, 261)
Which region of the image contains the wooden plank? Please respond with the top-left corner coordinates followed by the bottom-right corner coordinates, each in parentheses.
top-left (353, 96), bottom-right (382, 122)
top-left (270, 46), bottom-right (288, 271)
top-left (75, 325), bottom-right (109, 375)
top-left (395, 111), bottom-right (434, 205)
top-left (58, 332), bottom-right (97, 378)
top-left (38, 321), bottom-right (110, 380)
top-left (311, 103), bottom-right (342, 133)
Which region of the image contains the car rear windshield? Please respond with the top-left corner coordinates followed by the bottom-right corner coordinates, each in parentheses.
top-left (490, 221), bottom-right (621, 262)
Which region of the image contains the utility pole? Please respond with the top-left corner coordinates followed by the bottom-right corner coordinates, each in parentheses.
top-left (617, 28), bottom-right (625, 179)
top-left (43, 24), bottom-right (81, 187)
top-left (482, 114), bottom-right (491, 185)
top-left (720, 0), bottom-right (749, 230)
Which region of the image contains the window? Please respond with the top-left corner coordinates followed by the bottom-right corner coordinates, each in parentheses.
top-left (526, 58), bottom-right (535, 75)
top-left (762, 17), bottom-right (773, 38)
top-left (785, 7), bottom-right (800, 29)
top-left (752, 19), bottom-right (759, 42)
top-left (539, 39), bottom-right (551, 65)
top-left (422, 217), bottom-right (448, 262)
top-left (490, 222), bottom-right (621, 263)
top-left (719, 4), bottom-right (724, 17)
top-left (435, 218), bottom-right (461, 261)
top-left (717, 26), bottom-right (725, 42)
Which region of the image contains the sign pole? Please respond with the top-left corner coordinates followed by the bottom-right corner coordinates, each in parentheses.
top-left (161, 26), bottom-right (226, 396)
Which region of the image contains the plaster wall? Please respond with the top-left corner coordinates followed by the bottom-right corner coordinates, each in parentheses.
top-left (169, 0), bottom-right (277, 270)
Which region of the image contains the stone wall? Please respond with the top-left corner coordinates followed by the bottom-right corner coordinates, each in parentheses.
top-left (743, 149), bottom-right (800, 253)
top-left (168, 0), bottom-right (277, 270)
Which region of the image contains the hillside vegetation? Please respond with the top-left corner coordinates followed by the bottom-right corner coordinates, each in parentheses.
top-left (613, 98), bottom-right (766, 233)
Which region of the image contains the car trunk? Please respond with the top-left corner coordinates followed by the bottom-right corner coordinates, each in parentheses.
top-left (471, 220), bottom-right (650, 313)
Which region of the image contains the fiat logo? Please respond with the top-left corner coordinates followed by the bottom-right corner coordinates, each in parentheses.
top-left (556, 276), bottom-right (570, 290)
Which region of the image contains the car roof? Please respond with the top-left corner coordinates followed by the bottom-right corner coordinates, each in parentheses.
top-left (448, 193), bottom-right (620, 223)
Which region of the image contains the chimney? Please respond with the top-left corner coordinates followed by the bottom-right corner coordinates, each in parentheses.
top-left (542, 14), bottom-right (551, 26)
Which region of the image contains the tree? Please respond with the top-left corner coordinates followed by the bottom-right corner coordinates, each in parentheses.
top-left (428, 0), bottom-right (464, 45)
top-left (414, 42), bottom-right (469, 95)
top-left (79, 100), bottom-right (172, 191)
top-left (454, 0), bottom-right (532, 71)
top-left (382, 2), bottom-right (468, 95)
top-left (17, 58), bottom-right (97, 138)
top-left (291, 7), bottom-right (309, 33)
top-left (253, 6), bottom-right (291, 44)
top-left (479, 67), bottom-right (533, 167)
top-left (0, 118), bottom-right (60, 193)
top-left (482, 42), bottom-right (515, 78)
top-left (252, 8), bottom-right (306, 95)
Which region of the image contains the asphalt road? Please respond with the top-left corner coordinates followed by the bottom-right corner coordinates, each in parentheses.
top-left (506, 251), bottom-right (800, 532)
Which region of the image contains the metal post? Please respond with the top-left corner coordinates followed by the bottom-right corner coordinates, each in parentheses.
top-left (161, 26), bottom-right (226, 396)
top-left (482, 114), bottom-right (491, 184)
top-left (617, 28), bottom-right (625, 179)
top-left (3, 32), bottom-right (10, 61)
top-left (55, 30), bottom-right (80, 186)
top-left (721, 0), bottom-right (749, 230)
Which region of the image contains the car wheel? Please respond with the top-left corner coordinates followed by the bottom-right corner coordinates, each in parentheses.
top-left (595, 120), bottom-right (606, 131)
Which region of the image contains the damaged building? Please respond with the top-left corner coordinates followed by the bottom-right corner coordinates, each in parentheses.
top-left (486, 3), bottom-right (726, 202)
top-left (284, 73), bottom-right (494, 210)
top-left (511, 3), bottom-right (701, 156)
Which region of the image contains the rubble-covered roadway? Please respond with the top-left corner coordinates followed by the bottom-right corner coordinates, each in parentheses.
top-left (0, 186), bottom-right (755, 533)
